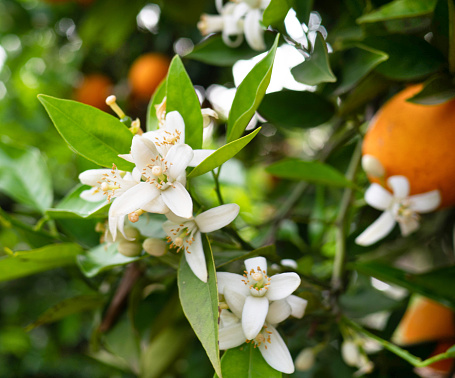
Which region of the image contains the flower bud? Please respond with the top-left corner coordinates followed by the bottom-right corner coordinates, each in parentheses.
top-left (361, 155), bottom-right (385, 178)
top-left (118, 241), bottom-right (142, 257)
top-left (123, 227), bottom-right (140, 240)
top-left (295, 348), bottom-right (315, 371)
top-left (341, 341), bottom-right (361, 367)
top-left (142, 238), bottom-right (167, 257)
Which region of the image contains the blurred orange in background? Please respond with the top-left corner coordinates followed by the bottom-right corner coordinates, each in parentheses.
top-left (74, 73), bottom-right (113, 111)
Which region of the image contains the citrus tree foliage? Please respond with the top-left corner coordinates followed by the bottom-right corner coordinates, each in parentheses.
top-left (2, 0), bottom-right (455, 377)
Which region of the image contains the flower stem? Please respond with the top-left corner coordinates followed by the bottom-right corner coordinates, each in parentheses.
top-left (331, 139), bottom-right (362, 293)
top-left (212, 167), bottom-right (224, 205)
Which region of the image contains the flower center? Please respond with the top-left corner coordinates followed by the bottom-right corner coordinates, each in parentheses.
top-left (393, 200), bottom-right (419, 223)
top-left (145, 155), bottom-right (175, 190)
top-left (242, 266), bottom-right (271, 297)
top-left (166, 223), bottom-right (197, 253)
top-left (246, 326), bottom-right (272, 349)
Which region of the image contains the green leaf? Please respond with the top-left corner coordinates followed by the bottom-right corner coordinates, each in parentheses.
top-left (227, 34), bottom-right (279, 143)
top-left (46, 185), bottom-right (109, 220)
top-left (215, 245), bottom-right (277, 269)
top-left (335, 45), bottom-right (389, 94)
top-left (146, 79), bottom-right (167, 132)
top-left (258, 90), bottom-right (335, 129)
top-left (188, 128), bottom-right (261, 178)
top-left (166, 56), bottom-right (203, 149)
top-left (262, 0), bottom-right (293, 28)
top-left (266, 159), bottom-right (355, 188)
top-left (187, 35), bottom-right (266, 67)
top-left (178, 235), bottom-right (221, 377)
top-left (25, 294), bottom-right (106, 331)
top-left (0, 139), bottom-right (52, 213)
top-left (357, 0), bottom-right (437, 23)
top-left (0, 243), bottom-right (82, 282)
top-left (406, 75), bottom-right (455, 105)
top-left (216, 344), bottom-right (281, 378)
top-left (353, 261), bottom-right (455, 310)
top-left (291, 32), bottom-right (336, 86)
top-left (294, 0), bottom-right (314, 25)
top-left (77, 243), bottom-right (142, 278)
top-left (363, 35), bottom-right (444, 80)
top-left (38, 95), bottom-right (134, 171)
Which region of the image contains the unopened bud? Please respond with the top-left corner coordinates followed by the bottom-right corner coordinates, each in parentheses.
top-left (123, 227), bottom-right (140, 240)
top-left (142, 238), bottom-right (167, 256)
top-left (361, 155), bottom-right (385, 178)
top-left (117, 241), bottom-right (142, 257)
top-left (295, 348), bottom-right (315, 371)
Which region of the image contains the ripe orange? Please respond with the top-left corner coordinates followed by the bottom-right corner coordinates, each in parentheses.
top-left (74, 74), bottom-right (113, 111)
top-left (363, 84), bottom-right (455, 207)
top-left (128, 53), bottom-right (169, 101)
top-left (415, 341), bottom-right (455, 377)
top-left (393, 296), bottom-right (455, 345)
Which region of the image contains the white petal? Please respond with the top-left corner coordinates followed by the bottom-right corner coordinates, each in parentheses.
top-left (189, 149), bottom-right (215, 167)
top-left (166, 144), bottom-right (193, 179)
top-left (131, 136), bottom-right (153, 172)
top-left (364, 183), bottom-right (393, 210)
top-left (219, 322), bottom-right (246, 350)
top-left (217, 272), bottom-right (249, 296)
top-left (409, 190), bottom-right (441, 213)
top-left (258, 325), bottom-right (294, 374)
top-left (108, 214), bottom-right (119, 241)
top-left (141, 195), bottom-right (168, 214)
top-left (132, 167), bottom-right (142, 183)
top-left (244, 9), bottom-right (266, 51)
top-left (399, 217), bottom-right (420, 237)
top-left (161, 182), bottom-right (193, 219)
top-left (245, 256), bottom-right (267, 275)
top-left (118, 154), bottom-right (134, 163)
top-left (195, 204), bottom-right (240, 233)
top-left (80, 188), bottom-right (105, 202)
top-left (265, 299), bottom-right (292, 325)
top-left (185, 232), bottom-right (208, 283)
top-left (166, 211), bottom-right (193, 224)
top-left (355, 210), bottom-right (396, 246)
top-left (109, 182), bottom-right (160, 217)
top-left (266, 273), bottom-right (301, 301)
top-left (165, 111), bottom-right (186, 143)
top-left (286, 295), bottom-right (308, 319)
top-left (116, 215), bottom-right (131, 240)
top-left (79, 169), bottom-right (111, 186)
top-left (220, 309), bottom-right (240, 327)
top-left (224, 287), bottom-right (247, 318)
top-left (242, 296), bottom-right (269, 340)
top-left (387, 176), bottom-right (410, 198)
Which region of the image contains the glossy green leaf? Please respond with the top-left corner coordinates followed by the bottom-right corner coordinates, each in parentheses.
top-left (25, 294), bottom-right (106, 331)
top-left (215, 344), bottom-right (281, 378)
top-left (363, 35), bottom-right (444, 80)
top-left (258, 91), bottom-right (335, 128)
top-left (294, 0), bottom-right (314, 25)
top-left (406, 75), bottom-right (455, 104)
top-left (226, 34), bottom-right (279, 143)
top-left (291, 32), bottom-right (336, 86)
top-left (353, 261), bottom-right (455, 310)
top-left (266, 159), bottom-right (355, 188)
top-left (46, 185), bottom-right (109, 219)
top-left (187, 35), bottom-right (266, 67)
top-left (77, 243), bottom-right (142, 278)
top-left (188, 128), bottom-right (261, 178)
top-left (166, 55), bottom-right (203, 149)
top-left (0, 243), bottom-right (82, 282)
top-left (38, 95), bottom-right (134, 171)
top-left (357, 0), bottom-right (437, 23)
top-left (262, 0), bottom-right (293, 28)
top-left (0, 140), bottom-right (52, 213)
top-left (215, 245), bottom-right (277, 269)
top-left (178, 235), bottom-right (221, 377)
top-left (146, 79), bottom-right (167, 132)
top-left (335, 45), bottom-right (388, 94)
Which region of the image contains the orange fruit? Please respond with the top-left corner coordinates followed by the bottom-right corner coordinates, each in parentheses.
top-left (393, 296), bottom-right (455, 345)
top-left (415, 341), bottom-right (455, 377)
top-left (128, 53), bottom-right (169, 101)
top-left (74, 74), bottom-right (113, 111)
top-left (363, 84), bottom-right (455, 207)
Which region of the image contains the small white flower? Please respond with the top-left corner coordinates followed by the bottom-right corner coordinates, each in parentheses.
top-left (198, 0), bottom-right (269, 51)
top-left (218, 309), bottom-right (296, 374)
top-left (341, 340), bottom-right (374, 376)
top-left (356, 176), bottom-right (441, 246)
top-left (79, 166), bottom-right (140, 202)
top-left (217, 256), bottom-right (302, 340)
top-left (163, 203), bottom-right (240, 282)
